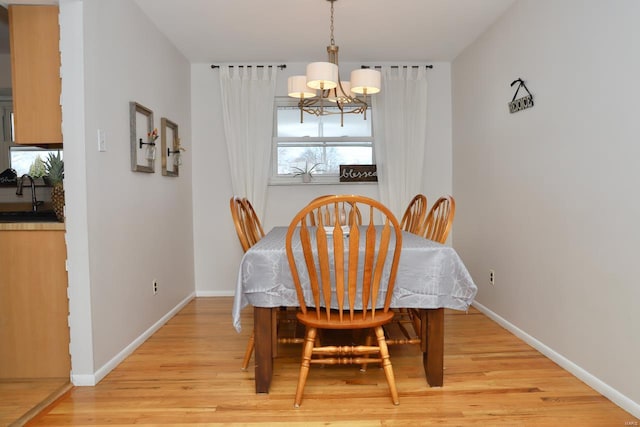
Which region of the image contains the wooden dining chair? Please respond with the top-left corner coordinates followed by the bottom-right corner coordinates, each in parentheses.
top-left (399, 194), bottom-right (428, 235)
top-left (230, 196), bottom-right (252, 252)
top-left (383, 194), bottom-right (428, 347)
top-left (306, 195), bottom-right (362, 227)
top-left (378, 194), bottom-right (427, 352)
top-left (230, 197), bottom-right (264, 370)
top-left (230, 197), bottom-right (301, 371)
top-left (230, 196), bottom-right (266, 252)
top-left (384, 196), bottom-right (457, 350)
top-left (286, 195), bottom-right (402, 407)
top-left (422, 195), bottom-right (456, 244)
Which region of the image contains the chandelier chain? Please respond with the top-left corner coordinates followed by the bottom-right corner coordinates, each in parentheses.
top-left (329, 0), bottom-right (335, 46)
top-left (286, 0), bottom-right (379, 125)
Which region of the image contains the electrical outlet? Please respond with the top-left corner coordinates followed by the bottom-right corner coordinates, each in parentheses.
top-left (153, 279), bottom-right (158, 295)
top-left (489, 269), bottom-right (495, 286)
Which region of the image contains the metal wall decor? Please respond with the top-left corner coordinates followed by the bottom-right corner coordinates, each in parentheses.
top-left (508, 78), bottom-right (534, 114)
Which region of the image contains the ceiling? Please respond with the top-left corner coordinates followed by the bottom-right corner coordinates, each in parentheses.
top-left (133, 0), bottom-right (516, 64)
top-left (0, 0), bottom-right (516, 63)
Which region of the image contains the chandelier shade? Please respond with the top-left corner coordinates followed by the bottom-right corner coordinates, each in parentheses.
top-left (306, 62), bottom-right (338, 90)
top-left (288, 75), bottom-right (316, 99)
top-left (350, 69), bottom-right (381, 95)
top-left (286, 0), bottom-right (381, 125)
top-left (328, 80), bottom-right (352, 102)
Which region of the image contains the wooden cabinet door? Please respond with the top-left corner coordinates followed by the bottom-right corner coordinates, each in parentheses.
top-left (0, 230), bottom-right (70, 378)
top-left (9, 5), bottom-right (62, 145)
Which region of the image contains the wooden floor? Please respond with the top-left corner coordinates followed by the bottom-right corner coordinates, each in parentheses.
top-left (0, 378), bottom-right (70, 426)
top-left (23, 297), bottom-right (636, 426)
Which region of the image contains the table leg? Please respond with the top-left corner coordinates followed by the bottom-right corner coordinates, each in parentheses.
top-left (254, 307), bottom-right (274, 393)
top-left (419, 308), bottom-right (444, 387)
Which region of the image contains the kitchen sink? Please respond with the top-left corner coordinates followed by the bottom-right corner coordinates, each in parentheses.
top-left (0, 210), bottom-right (60, 223)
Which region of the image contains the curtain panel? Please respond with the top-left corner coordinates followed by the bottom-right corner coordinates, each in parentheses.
top-left (372, 66), bottom-right (428, 219)
top-left (219, 66), bottom-right (277, 219)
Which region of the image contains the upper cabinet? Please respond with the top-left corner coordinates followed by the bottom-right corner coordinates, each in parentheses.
top-left (9, 5), bottom-right (62, 145)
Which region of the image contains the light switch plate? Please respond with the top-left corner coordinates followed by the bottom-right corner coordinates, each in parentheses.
top-left (98, 129), bottom-right (106, 152)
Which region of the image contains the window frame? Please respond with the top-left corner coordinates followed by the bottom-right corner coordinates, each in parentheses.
top-left (270, 97), bottom-right (376, 185)
top-left (1, 100), bottom-right (64, 177)
top-left (0, 100), bottom-right (14, 172)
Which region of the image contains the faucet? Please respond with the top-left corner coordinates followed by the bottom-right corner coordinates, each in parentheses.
top-left (16, 174), bottom-right (42, 212)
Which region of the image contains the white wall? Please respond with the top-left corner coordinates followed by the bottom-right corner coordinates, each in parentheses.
top-left (453, 0), bottom-right (640, 414)
top-left (61, 0), bottom-right (194, 383)
top-left (191, 61), bottom-right (453, 295)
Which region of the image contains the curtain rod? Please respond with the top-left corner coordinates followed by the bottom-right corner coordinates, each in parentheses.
top-left (361, 65), bottom-right (433, 69)
top-left (211, 64), bottom-right (287, 69)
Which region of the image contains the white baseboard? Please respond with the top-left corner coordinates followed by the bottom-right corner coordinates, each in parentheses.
top-left (196, 290), bottom-right (234, 297)
top-left (69, 374), bottom-right (96, 386)
top-left (472, 301), bottom-right (640, 419)
top-left (71, 292), bottom-right (196, 386)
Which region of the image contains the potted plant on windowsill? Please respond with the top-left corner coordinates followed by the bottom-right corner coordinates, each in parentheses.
top-left (291, 162), bottom-right (322, 183)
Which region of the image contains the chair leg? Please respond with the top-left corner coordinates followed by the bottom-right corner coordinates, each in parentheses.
top-left (375, 325), bottom-right (399, 405)
top-left (241, 329), bottom-right (255, 371)
top-left (294, 327), bottom-right (317, 408)
top-left (408, 308), bottom-right (421, 337)
top-left (360, 330), bottom-right (373, 372)
top-left (396, 308), bottom-right (415, 340)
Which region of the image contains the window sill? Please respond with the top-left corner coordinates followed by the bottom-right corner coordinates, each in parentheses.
top-left (0, 177), bottom-right (51, 188)
top-left (269, 177), bottom-right (378, 186)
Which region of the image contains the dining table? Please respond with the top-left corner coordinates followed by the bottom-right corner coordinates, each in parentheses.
top-left (233, 225), bottom-right (478, 393)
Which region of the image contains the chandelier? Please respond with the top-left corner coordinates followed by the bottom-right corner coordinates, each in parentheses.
top-left (287, 0), bottom-right (381, 126)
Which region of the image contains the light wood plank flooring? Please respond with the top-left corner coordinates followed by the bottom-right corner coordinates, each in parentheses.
top-left (0, 379), bottom-right (70, 426)
top-left (24, 297), bottom-right (637, 426)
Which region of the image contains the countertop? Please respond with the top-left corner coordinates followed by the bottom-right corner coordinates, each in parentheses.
top-left (0, 222), bottom-right (65, 231)
top-left (0, 203), bottom-right (65, 230)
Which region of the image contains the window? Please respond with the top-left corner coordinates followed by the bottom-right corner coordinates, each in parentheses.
top-left (1, 100), bottom-right (14, 172)
top-left (10, 146), bottom-right (63, 176)
top-left (271, 97), bottom-right (375, 184)
top-left (1, 100), bottom-right (63, 176)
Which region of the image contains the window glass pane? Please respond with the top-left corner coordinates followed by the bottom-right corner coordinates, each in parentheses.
top-left (278, 146), bottom-right (324, 175)
top-left (277, 108), bottom-right (319, 137)
top-left (278, 145), bottom-right (372, 175)
top-left (318, 112), bottom-right (371, 137)
top-left (273, 97), bottom-right (375, 181)
top-left (0, 102), bottom-right (13, 143)
top-left (10, 147), bottom-right (63, 176)
top-left (277, 106), bottom-right (371, 137)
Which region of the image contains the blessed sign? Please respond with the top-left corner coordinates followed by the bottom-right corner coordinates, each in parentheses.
top-left (339, 164), bottom-right (378, 182)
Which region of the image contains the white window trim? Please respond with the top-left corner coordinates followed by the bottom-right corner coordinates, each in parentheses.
top-left (270, 98), bottom-right (376, 186)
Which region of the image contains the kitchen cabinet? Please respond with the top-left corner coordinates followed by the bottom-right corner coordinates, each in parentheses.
top-left (0, 227), bottom-right (70, 378)
top-left (9, 5), bottom-right (62, 145)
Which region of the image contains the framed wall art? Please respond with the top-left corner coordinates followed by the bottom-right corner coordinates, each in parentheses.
top-left (129, 101), bottom-right (156, 173)
top-left (161, 117), bottom-right (180, 177)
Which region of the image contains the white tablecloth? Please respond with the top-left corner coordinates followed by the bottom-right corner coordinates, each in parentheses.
top-left (233, 226), bottom-right (477, 331)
